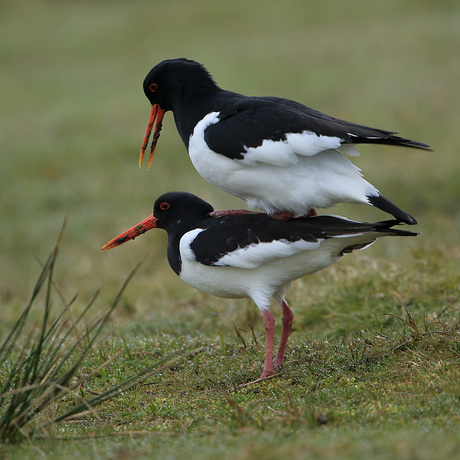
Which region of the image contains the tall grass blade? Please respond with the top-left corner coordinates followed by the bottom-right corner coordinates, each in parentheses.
top-left (0, 225), bottom-right (141, 443)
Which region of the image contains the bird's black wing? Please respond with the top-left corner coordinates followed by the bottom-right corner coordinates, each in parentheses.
top-left (189, 213), bottom-right (320, 268)
top-left (189, 214), bottom-right (416, 268)
top-left (204, 95), bottom-right (430, 160)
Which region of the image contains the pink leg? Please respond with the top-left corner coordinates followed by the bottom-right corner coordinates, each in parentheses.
top-left (272, 209), bottom-right (317, 220)
top-left (273, 301), bottom-right (294, 369)
top-left (211, 209), bottom-right (317, 220)
top-left (210, 209), bottom-right (260, 217)
top-left (260, 309), bottom-right (276, 379)
top-left (271, 211), bottom-right (295, 220)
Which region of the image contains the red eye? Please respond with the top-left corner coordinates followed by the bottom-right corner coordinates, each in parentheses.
top-left (149, 82), bottom-right (158, 92)
top-left (159, 201), bottom-right (170, 211)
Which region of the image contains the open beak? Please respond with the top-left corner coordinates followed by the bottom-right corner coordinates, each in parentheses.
top-left (139, 104), bottom-right (166, 170)
top-left (102, 215), bottom-right (157, 251)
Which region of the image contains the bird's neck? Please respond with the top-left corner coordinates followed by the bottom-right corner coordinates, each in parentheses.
top-left (172, 88), bottom-right (227, 148)
top-left (166, 232), bottom-right (183, 276)
top-left (164, 219), bottom-right (208, 275)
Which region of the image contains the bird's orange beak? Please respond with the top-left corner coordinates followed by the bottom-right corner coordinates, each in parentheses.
top-left (102, 215), bottom-right (157, 250)
top-left (139, 104), bottom-right (166, 170)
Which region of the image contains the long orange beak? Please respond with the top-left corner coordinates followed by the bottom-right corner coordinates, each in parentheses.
top-left (139, 104), bottom-right (166, 170)
top-left (102, 215), bottom-right (157, 251)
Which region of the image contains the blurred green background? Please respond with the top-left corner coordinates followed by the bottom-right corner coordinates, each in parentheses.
top-left (1, 0), bottom-right (459, 327)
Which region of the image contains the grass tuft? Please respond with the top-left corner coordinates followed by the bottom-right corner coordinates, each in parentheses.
top-left (0, 227), bottom-right (162, 443)
top-left (0, 230), bottom-right (213, 444)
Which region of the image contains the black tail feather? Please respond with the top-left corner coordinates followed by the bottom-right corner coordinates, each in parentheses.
top-left (367, 194), bottom-right (417, 225)
top-left (351, 136), bottom-right (431, 150)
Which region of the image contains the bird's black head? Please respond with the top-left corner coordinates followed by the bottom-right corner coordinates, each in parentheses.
top-left (153, 191), bottom-right (214, 234)
top-left (102, 191), bottom-right (214, 253)
top-left (143, 58), bottom-right (219, 111)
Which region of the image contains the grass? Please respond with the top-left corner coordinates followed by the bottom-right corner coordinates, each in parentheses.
top-left (0, 226), bottom-right (139, 443)
top-left (0, 0), bottom-right (459, 458)
top-left (0, 232), bottom-right (214, 445)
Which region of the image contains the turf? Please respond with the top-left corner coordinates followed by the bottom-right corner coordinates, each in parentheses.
top-left (0, 1), bottom-right (459, 458)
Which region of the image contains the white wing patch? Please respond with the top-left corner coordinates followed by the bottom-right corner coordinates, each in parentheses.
top-left (241, 131), bottom-right (343, 166)
top-left (213, 238), bottom-right (323, 269)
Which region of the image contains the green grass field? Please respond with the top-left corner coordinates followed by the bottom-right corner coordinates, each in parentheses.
top-left (0, 1), bottom-right (459, 458)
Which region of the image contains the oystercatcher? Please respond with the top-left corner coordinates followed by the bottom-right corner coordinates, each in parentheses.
top-left (138, 58), bottom-right (430, 224)
top-left (102, 191), bottom-right (417, 379)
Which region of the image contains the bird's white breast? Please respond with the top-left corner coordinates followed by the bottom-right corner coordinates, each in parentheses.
top-left (177, 228), bottom-right (364, 309)
top-left (188, 113), bottom-right (379, 215)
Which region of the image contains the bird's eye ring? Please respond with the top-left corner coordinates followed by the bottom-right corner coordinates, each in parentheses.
top-left (159, 201), bottom-right (170, 211)
top-left (149, 83), bottom-right (158, 92)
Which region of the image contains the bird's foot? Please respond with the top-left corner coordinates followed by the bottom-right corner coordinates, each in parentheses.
top-left (210, 209), bottom-right (260, 217)
top-left (271, 211), bottom-right (295, 220)
top-left (211, 209), bottom-right (317, 220)
top-left (271, 209), bottom-right (317, 220)
top-left (260, 368), bottom-right (275, 379)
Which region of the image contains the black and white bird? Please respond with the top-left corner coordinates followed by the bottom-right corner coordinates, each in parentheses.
top-left (102, 191), bottom-right (417, 379)
top-left (138, 58), bottom-right (430, 223)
